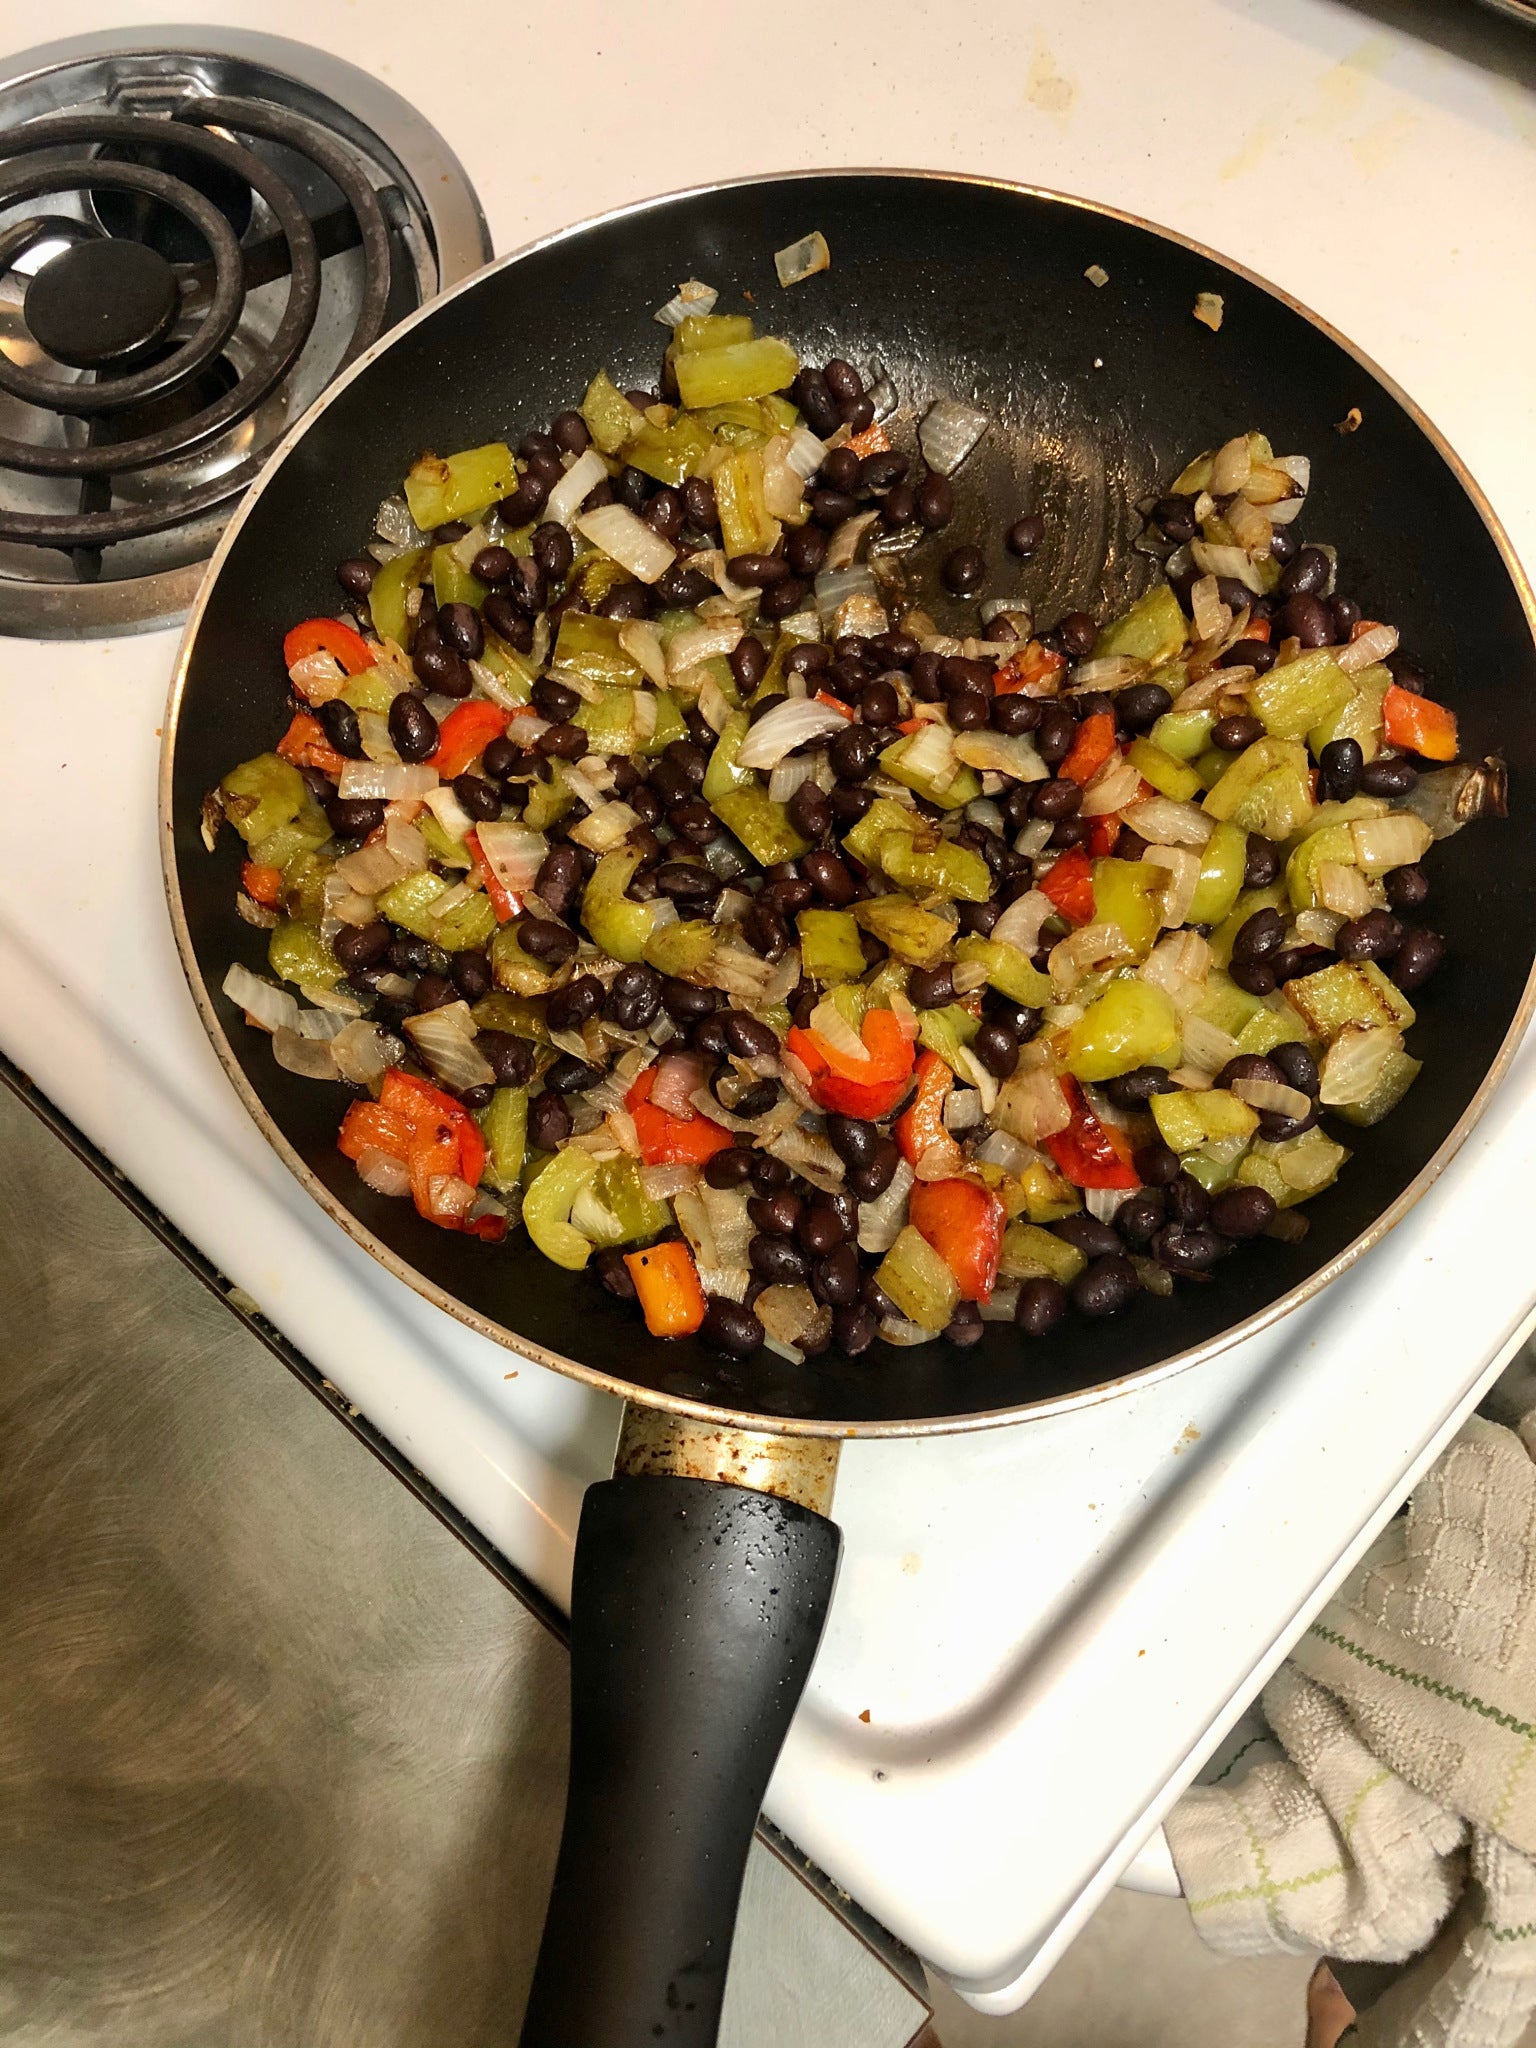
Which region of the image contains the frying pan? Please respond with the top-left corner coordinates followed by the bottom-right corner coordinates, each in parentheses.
top-left (161, 173), bottom-right (1536, 2046)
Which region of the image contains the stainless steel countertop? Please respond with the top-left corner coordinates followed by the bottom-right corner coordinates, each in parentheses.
top-left (0, 1077), bottom-right (932, 2048)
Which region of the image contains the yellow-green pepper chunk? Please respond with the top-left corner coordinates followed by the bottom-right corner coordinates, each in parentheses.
top-left (674, 336), bottom-right (799, 410)
top-left (918, 1004), bottom-right (980, 1072)
top-left (1064, 978), bottom-right (1179, 1082)
top-left (580, 370), bottom-right (646, 455)
top-left (880, 835), bottom-right (992, 903)
top-left (999, 1222), bottom-right (1087, 1285)
top-left (1249, 648), bottom-right (1351, 742)
top-left (711, 788), bottom-right (809, 866)
top-left (1152, 1088), bottom-right (1260, 1153)
top-left (553, 611), bottom-right (645, 688)
top-left (1151, 704), bottom-right (1215, 761)
top-left (797, 909), bottom-right (865, 983)
top-left (477, 1087), bottom-right (527, 1194)
top-left (643, 920), bottom-right (716, 978)
top-left (1126, 737), bottom-right (1201, 802)
top-left (1094, 584), bottom-right (1187, 666)
top-left (403, 444), bottom-right (517, 530)
top-left (220, 751), bottom-right (307, 847)
top-left (875, 1225), bottom-right (961, 1332)
top-left (1184, 820), bottom-right (1248, 928)
top-left (267, 918), bottom-right (340, 990)
top-left (523, 1148), bottom-right (601, 1270)
top-left (1090, 858), bottom-right (1165, 956)
top-left (954, 935), bottom-right (1053, 1007)
top-left (852, 897), bottom-right (952, 969)
top-left (580, 847), bottom-right (674, 964)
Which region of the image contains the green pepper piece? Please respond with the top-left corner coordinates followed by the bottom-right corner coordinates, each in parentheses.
top-left (594, 1157), bottom-right (670, 1245)
top-left (1065, 978), bottom-right (1179, 1082)
top-left (365, 547), bottom-right (430, 650)
top-left (1330, 1044), bottom-right (1422, 1127)
top-left (378, 871), bottom-right (495, 952)
top-left (714, 448), bottom-right (776, 558)
top-left (1182, 1148), bottom-right (1244, 1194)
top-left (279, 848), bottom-right (331, 925)
top-left (953, 935), bottom-right (1053, 1007)
top-left (917, 1004), bottom-right (980, 1072)
top-left (246, 788), bottom-right (332, 871)
top-left (552, 611), bottom-right (645, 689)
top-left (523, 1149), bottom-right (601, 1270)
top-left (471, 992), bottom-right (551, 1044)
top-left (711, 788), bottom-right (809, 867)
top-left (580, 370), bottom-right (646, 455)
top-left (403, 444), bottom-right (517, 530)
top-left (477, 632), bottom-right (537, 702)
top-left (674, 337), bottom-right (799, 410)
top-left (643, 920), bottom-right (716, 977)
top-left (340, 666), bottom-right (400, 714)
top-left (626, 414), bottom-right (715, 485)
top-left (1089, 858), bottom-right (1165, 956)
top-left (581, 848), bottom-right (673, 964)
top-left (1309, 662), bottom-right (1390, 763)
top-left (419, 812), bottom-right (473, 869)
top-left (1283, 959), bottom-right (1415, 1040)
top-left (522, 764), bottom-right (574, 833)
top-left (840, 796), bottom-right (918, 869)
top-left (1285, 823), bottom-right (1357, 911)
top-left (852, 896), bottom-right (952, 968)
top-left (1232, 999), bottom-right (1315, 1059)
top-left (1194, 969), bottom-right (1265, 1040)
top-left (220, 751), bottom-right (307, 847)
top-left (879, 835), bottom-right (992, 904)
top-left (641, 691), bottom-right (688, 757)
top-left (1126, 737), bottom-right (1201, 803)
top-left (572, 686), bottom-right (641, 755)
top-left (877, 733), bottom-right (981, 809)
top-left (1152, 1089), bottom-right (1259, 1153)
top-left (267, 917), bottom-right (340, 990)
top-left (490, 922), bottom-right (565, 995)
top-left (1093, 584), bottom-right (1187, 666)
top-left (432, 544), bottom-right (486, 611)
top-left (1241, 1127), bottom-right (1349, 1204)
top-left (477, 1087), bottom-right (527, 1194)
top-left (1185, 820), bottom-right (1248, 928)
top-left (998, 1222), bottom-right (1087, 1285)
top-left (1249, 648), bottom-right (1352, 742)
top-left (673, 313), bottom-right (756, 353)
top-left (796, 909), bottom-right (865, 983)
top-left (1150, 704), bottom-right (1214, 761)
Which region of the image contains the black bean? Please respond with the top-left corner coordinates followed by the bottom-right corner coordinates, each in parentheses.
top-left (545, 1052), bottom-right (600, 1094)
top-left (1031, 778), bottom-right (1083, 822)
top-left (525, 525), bottom-right (571, 584)
top-left (598, 581), bottom-right (654, 621)
top-left (498, 474), bottom-right (548, 526)
top-left (527, 1091), bottom-right (572, 1150)
top-left (860, 677), bottom-right (900, 727)
top-left (1279, 546), bottom-right (1331, 598)
top-left (943, 1301), bottom-right (984, 1348)
top-left (1216, 1054), bottom-right (1285, 1093)
top-left (847, 1139), bottom-right (900, 1202)
top-left (325, 796), bottom-right (385, 839)
top-left (1212, 713), bottom-right (1264, 753)
top-left (518, 916), bottom-right (579, 966)
top-left (1337, 909), bottom-right (1404, 962)
top-left (819, 445), bottom-right (862, 493)
top-left (701, 1297), bottom-right (765, 1358)
top-left (1153, 1225), bottom-right (1225, 1273)
top-left (411, 971), bottom-right (456, 1013)
top-left (1036, 706), bottom-right (1076, 765)
top-left (1232, 906), bottom-right (1285, 963)
top-left (804, 1243), bottom-right (857, 1311)
top-left (797, 1204), bottom-right (849, 1260)
top-left (637, 487), bottom-right (682, 544)
top-left (948, 692), bottom-right (989, 731)
top-left (606, 963), bottom-right (663, 1031)
top-left (1134, 1141), bottom-right (1181, 1187)
top-left (822, 1116), bottom-right (875, 1173)
top-left (1267, 526), bottom-right (1298, 566)
top-left (840, 394), bottom-right (875, 433)
top-left (781, 780), bottom-right (828, 844)
top-left (1243, 835), bottom-right (1282, 889)
top-left (761, 577), bottom-right (811, 622)
top-left (1166, 1174), bottom-right (1210, 1227)
top-left (671, 475), bottom-right (713, 534)
top-left (749, 1190), bottom-right (803, 1240)
top-left (721, 639), bottom-right (764, 701)
top-left (916, 473), bottom-right (955, 529)
top-left (1070, 690), bottom-right (1113, 723)
top-left (902, 964), bottom-right (952, 1010)
top-left (724, 1011), bottom-right (777, 1061)
top-left (1386, 651), bottom-right (1431, 690)
top-left (609, 466), bottom-right (647, 513)
top-left (414, 641), bottom-right (471, 698)
top-left (832, 1303), bottom-right (879, 1356)
top-left (749, 1235), bottom-right (809, 1285)
top-left (1268, 944), bottom-right (1330, 985)
top-left (336, 556), bottom-right (376, 599)
top-left (388, 692), bottom-right (438, 762)
top-left (828, 724), bottom-right (882, 783)
top-left (818, 359), bottom-right (860, 405)
top-left (1331, 595), bottom-right (1361, 642)
top-left (436, 601), bottom-right (483, 661)
top-left (1277, 594), bottom-right (1335, 648)
top-left (1230, 958), bottom-right (1278, 997)
top-left (334, 920), bottom-right (391, 973)
top-left (809, 490), bottom-right (857, 532)
top-left (723, 552), bottom-right (786, 589)
top-left (704, 1146), bottom-right (756, 1191)
top-left (1385, 864), bottom-right (1428, 913)
top-left (830, 785), bottom-right (875, 829)
top-left (1220, 638), bottom-right (1276, 675)
top-left (943, 544), bottom-right (985, 595)
top-left (654, 863), bottom-right (716, 906)
top-left (530, 679), bottom-right (578, 727)
top-left (312, 697), bottom-right (360, 760)
top-left (468, 545), bottom-right (511, 589)
top-left (1152, 496), bottom-right (1199, 544)
top-left (544, 409), bottom-right (586, 455)
top-left (1114, 682), bottom-right (1172, 733)
top-left (986, 693), bottom-right (1037, 736)
top-left (1048, 612), bottom-right (1093, 662)
top-left (1003, 513), bottom-right (1044, 559)
top-left (1073, 1255), bottom-right (1138, 1317)
top-left (1258, 1101), bottom-right (1318, 1142)
top-left (881, 482), bottom-right (917, 530)
top-left (1105, 1065), bottom-right (1177, 1111)
top-left (1116, 1191), bottom-right (1167, 1248)
top-left (1054, 1214), bottom-right (1122, 1261)
top-left (973, 1021), bottom-right (1020, 1079)
top-left (1015, 1277), bottom-right (1068, 1336)
top-left (655, 564), bottom-right (715, 609)
top-left (480, 1031), bottom-right (534, 1087)
top-left (1267, 1043), bottom-right (1318, 1098)
top-left (1359, 757), bottom-right (1419, 798)
top-left (1320, 737), bottom-right (1364, 802)
top-left (1391, 926), bottom-right (1445, 992)
top-left (483, 594), bottom-right (533, 653)
top-left (388, 933), bottom-right (444, 975)
top-left (1210, 1185), bottom-right (1277, 1241)
top-left (535, 723), bottom-right (585, 762)
top-left (593, 1245), bottom-right (637, 1302)
top-left (861, 452), bottom-right (908, 494)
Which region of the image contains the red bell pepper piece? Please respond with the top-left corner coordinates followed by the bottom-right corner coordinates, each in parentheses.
top-left (464, 829), bottom-right (522, 924)
top-left (240, 861), bottom-right (284, 907)
top-left (624, 1067), bottom-right (735, 1166)
top-left (814, 689), bottom-right (856, 720)
top-left (276, 710), bottom-right (347, 778)
top-left (338, 1099), bottom-right (415, 1164)
top-left (624, 1239), bottom-right (708, 1338)
top-left (909, 1178), bottom-right (1005, 1302)
top-left (994, 642), bottom-right (1067, 695)
top-left (379, 1068), bottom-right (487, 1191)
top-left (283, 616), bottom-right (376, 677)
top-left (1039, 844), bottom-right (1095, 924)
top-left (894, 1051), bottom-right (952, 1165)
top-left (432, 700), bottom-right (513, 779)
top-left (1382, 685), bottom-right (1458, 763)
top-left (1044, 1077), bottom-right (1140, 1189)
top-left (845, 420), bottom-right (892, 459)
top-left (1087, 816), bottom-right (1121, 858)
top-left (1059, 711), bottom-right (1117, 787)
top-left (786, 1005), bottom-right (915, 1120)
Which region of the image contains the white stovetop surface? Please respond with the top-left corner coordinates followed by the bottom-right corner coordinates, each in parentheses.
top-left (3, 0), bottom-right (1534, 2012)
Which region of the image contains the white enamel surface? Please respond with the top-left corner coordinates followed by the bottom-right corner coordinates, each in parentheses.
top-left (2, 0), bottom-right (1533, 2012)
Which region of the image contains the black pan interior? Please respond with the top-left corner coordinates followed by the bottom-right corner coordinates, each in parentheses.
top-left (171, 173), bottom-right (1536, 1427)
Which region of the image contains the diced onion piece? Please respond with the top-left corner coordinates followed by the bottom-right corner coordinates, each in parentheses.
top-left (651, 1051), bottom-right (707, 1118)
top-left (666, 618), bottom-right (743, 677)
top-left (918, 399), bottom-right (990, 477)
top-left (1068, 656), bottom-right (1148, 693)
top-left (640, 1163), bottom-right (698, 1201)
top-left (423, 780), bottom-right (477, 846)
top-left (272, 1026), bottom-right (339, 1080)
top-left (813, 562), bottom-right (878, 621)
top-left (942, 1087), bottom-right (984, 1132)
top-left (335, 837), bottom-right (408, 894)
top-left (331, 1020), bottom-right (393, 1087)
top-left (834, 592), bottom-right (888, 641)
top-left (223, 963), bottom-right (299, 1036)
top-left (618, 620), bottom-right (669, 686)
top-left (569, 800), bottom-right (640, 853)
top-left (823, 509), bottom-right (881, 572)
top-left (857, 1156), bottom-right (914, 1253)
top-left (1139, 928), bottom-right (1212, 1013)
top-left (1189, 574), bottom-right (1229, 645)
top-left (404, 1001), bottom-right (495, 1091)
top-left (1320, 1024), bottom-right (1403, 1107)
top-left (762, 434), bottom-right (808, 522)
top-left (1337, 623), bottom-right (1399, 673)
top-left (288, 648), bottom-right (348, 704)
top-left (954, 730), bottom-right (1048, 780)
top-left (697, 674), bottom-right (733, 734)
top-left (774, 231), bottom-right (830, 287)
top-left (1350, 812), bottom-right (1434, 873)
top-left (576, 503), bottom-right (677, 585)
top-left (1273, 454), bottom-right (1311, 493)
top-left (682, 550), bottom-right (757, 605)
top-left (543, 448), bottom-right (608, 530)
top-left (357, 708), bottom-right (399, 762)
top-left (1122, 795), bottom-right (1215, 847)
top-left (785, 426), bottom-right (828, 480)
top-left (1049, 920), bottom-right (1133, 996)
top-left (631, 692), bottom-right (658, 744)
top-left (1132, 1254), bottom-right (1175, 1297)
top-left (973, 1127), bottom-right (1034, 1173)
top-left (355, 1145), bottom-right (411, 1198)
top-left (1316, 861), bottom-right (1373, 919)
top-left (1181, 1015), bottom-right (1239, 1073)
top-left (993, 1067), bottom-right (1071, 1145)
top-left (1078, 753), bottom-right (1143, 817)
top-left (474, 819), bottom-right (547, 894)
top-left (1225, 495), bottom-right (1272, 558)
top-left (808, 996), bottom-right (870, 1064)
top-left (1231, 1076), bottom-right (1312, 1120)
top-left (951, 959), bottom-right (990, 997)
top-left (768, 755), bottom-right (816, 806)
top-left (1086, 1185), bottom-right (1134, 1223)
top-left (735, 697), bottom-right (851, 770)
top-left (1143, 844), bottom-right (1200, 926)
top-left (654, 278), bottom-right (718, 327)
top-left (1293, 908), bottom-right (1345, 948)
top-left (896, 717), bottom-right (958, 790)
top-left (1208, 435), bottom-right (1253, 498)
top-left (1191, 540), bottom-right (1263, 593)
top-left (755, 1284), bottom-right (825, 1350)
top-left (992, 888), bottom-right (1054, 956)
top-left (953, 1047), bottom-right (999, 1114)
top-left (1084, 263), bottom-right (1110, 288)
top-left (1193, 292), bottom-right (1225, 331)
top-left (337, 760), bottom-right (439, 802)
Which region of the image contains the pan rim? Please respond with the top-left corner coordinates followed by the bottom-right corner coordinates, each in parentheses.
top-left (160, 165), bottom-right (1536, 1440)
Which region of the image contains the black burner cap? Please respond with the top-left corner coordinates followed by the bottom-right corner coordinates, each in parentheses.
top-left (25, 238), bottom-right (180, 370)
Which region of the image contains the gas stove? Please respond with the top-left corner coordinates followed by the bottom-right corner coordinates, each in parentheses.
top-left (0, 27), bottom-right (488, 636)
top-left (1, 0), bottom-right (1533, 2023)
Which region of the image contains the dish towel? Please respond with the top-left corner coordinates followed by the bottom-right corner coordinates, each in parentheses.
top-left (1165, 1409), bottom-right (1536, 2047)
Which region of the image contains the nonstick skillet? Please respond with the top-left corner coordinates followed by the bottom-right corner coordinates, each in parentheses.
top-left (161, 173), bottom-right (1536, 2048)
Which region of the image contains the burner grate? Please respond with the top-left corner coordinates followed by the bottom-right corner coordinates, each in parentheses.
top-left (0, 103), bottom-right (392, 553)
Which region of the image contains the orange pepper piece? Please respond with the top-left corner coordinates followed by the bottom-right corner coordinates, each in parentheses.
top-left (338, 1099), bottom-right (415, 1164)
top-left (432, 700), bottom-right (512, 779)
top-left (240, 861), bottom-right (284, 907)
top-left (788, 1006), bottom-right (915, 1119)
top-left (895, 1051), bottom-right (952, 1165)
top-left (909, 1178), bottom-right (1005, 1302)
top-left (283, 616), bottom-right (376, 676)
top-left (1039, 844), bottom-right (1095, 924)
top-left (1044, 1077), bottom-right (1140, 1190)
top-left (1382, 685), bottom-right (1458, 763)
top-left (845, 421), bottom-right (892, 459)
top-left (994, 642), bottom-right (1067, 695)
top-left (625, 1240), bottom-right (708, 1338)
top-left (624, 1068), bottom-right (735, 1166)
top-left (1059, 711), bottom-right (1117, 787)
top-left (1087, 816), bottom-right (1121, 858)
top-left (276, 710), bottom-right (348, 778)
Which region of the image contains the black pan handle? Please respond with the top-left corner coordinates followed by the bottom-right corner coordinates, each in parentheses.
top-left (518, 1472), bottom-right (841, 2048)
